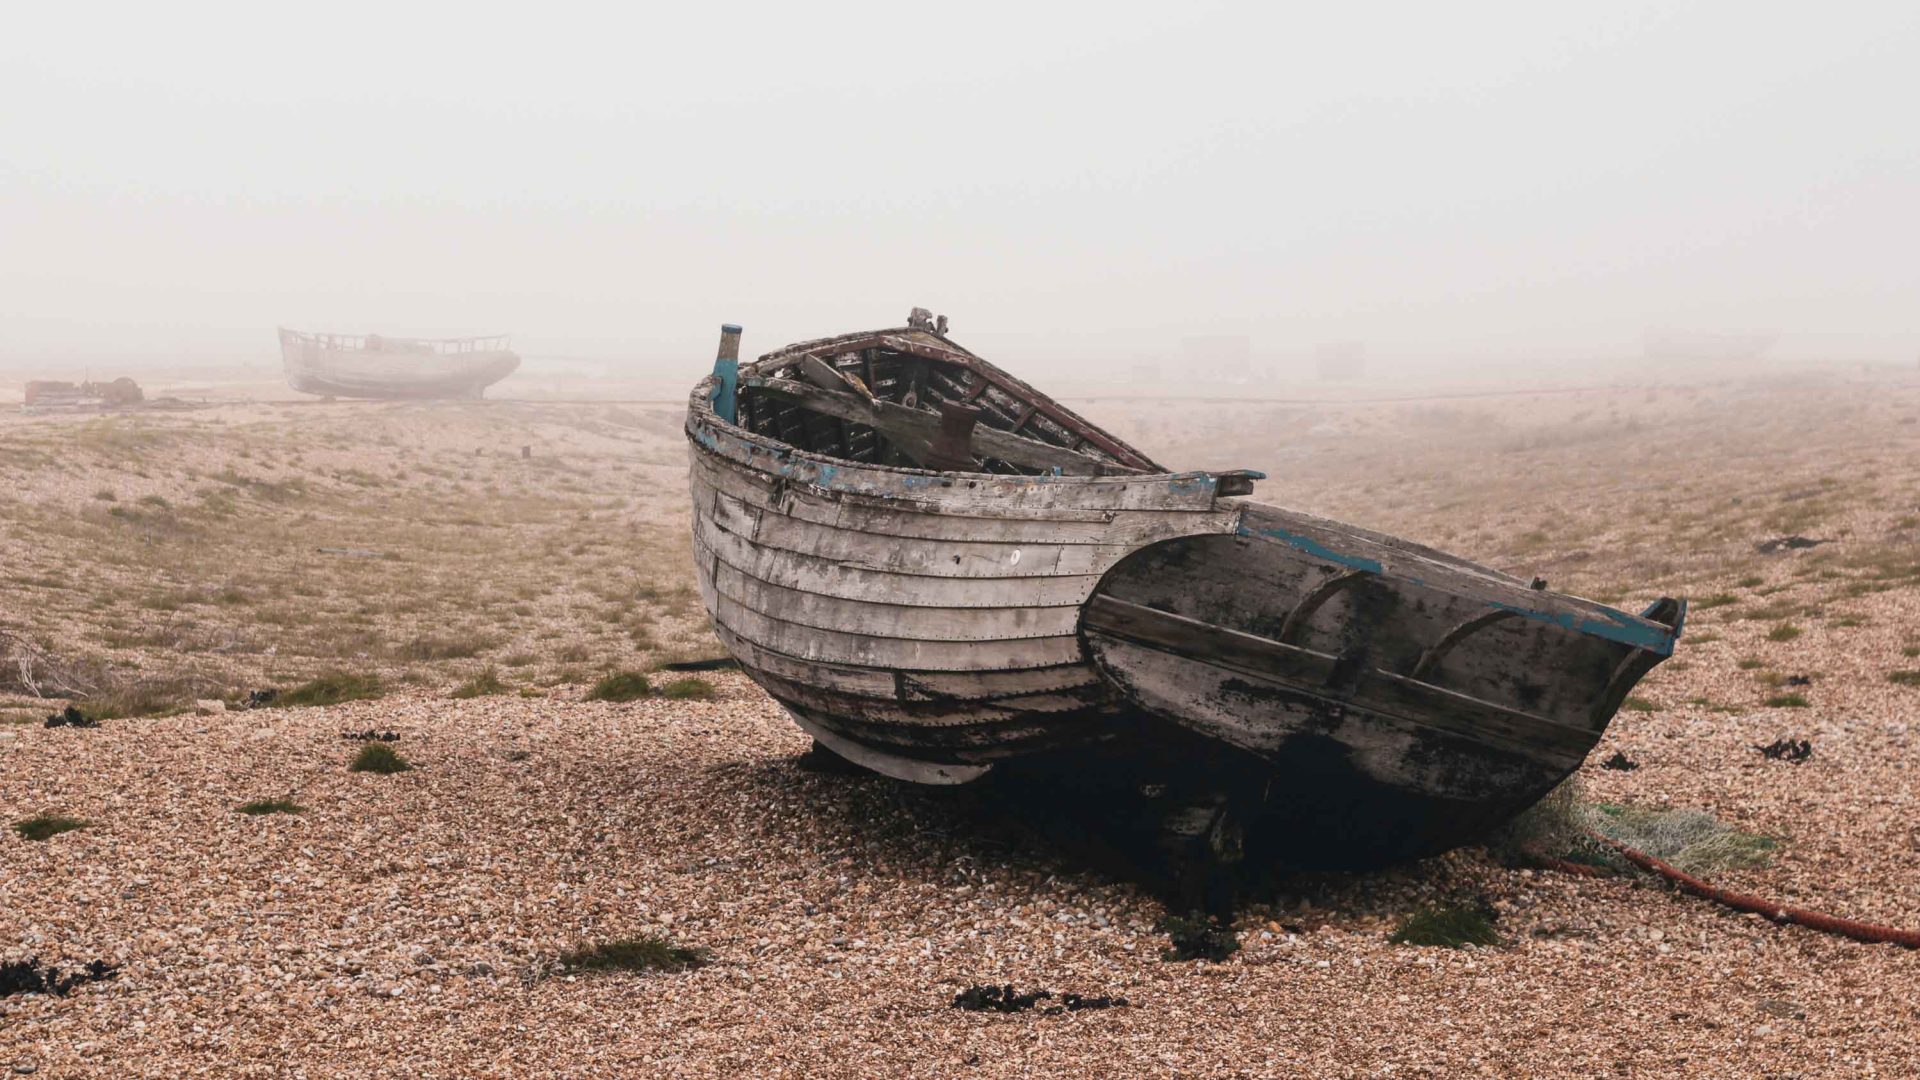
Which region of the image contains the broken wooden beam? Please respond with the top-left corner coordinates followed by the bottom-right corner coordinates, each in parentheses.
top-left (743, 376), bottom-right (1139, 476)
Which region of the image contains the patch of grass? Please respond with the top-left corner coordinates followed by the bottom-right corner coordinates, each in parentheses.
top-left (1888, 671), bottom-right (1920, 688)
top-left (395, 632), bottom-right (497, 662)
top-left (13, 813), bottom-right (88, 842)
top-left (1736, 576), bottom-right (1765, 588)
top-left (89, 678), bottom-right (197, 720)
top-left (1157, 913), bottom-right (1240, 962)
top-left (1692, 594), bottom-right (1737, 610)
top-left (92, 488), bottom-right (117, 502)
top-left (1736, 657), bottom-right (1765, 670)
top-left (658, 677), bottom-right (715, 701)
top-left (1742, 601), bottom-right (1807, 623)
top-left (1764, 694), bottom-right (1810, 708)
top-left (1766, 623), bottom-right (1803, 642)
top-left (558, 935), bottom-right (708, 974)
top-left (349, 742), bottom-right (411, 774)
top-left (450, 668), bottom-right (508, 699)
top-left (1621, 696), bottom-right (1657, 712)
top-left (1902, 646), bottom-right (1920, 659)
top-left (586, 671), bottom-right (650, 703)
top-left (1686, 632), bottom-right (1721, 645)
top-left (278, 672), bottom-right (384, 708)
top-left (237, 798), bottom-right (304, 815)
top-left (1389, 904), bottom-right (1502, 948)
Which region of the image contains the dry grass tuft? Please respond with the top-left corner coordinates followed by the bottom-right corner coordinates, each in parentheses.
top-left (450, 669), bottom-right (508, 699)
top-left (658, 677), bottom-right (715, 701)
top-left (279, 673), bottom-right (385, 708)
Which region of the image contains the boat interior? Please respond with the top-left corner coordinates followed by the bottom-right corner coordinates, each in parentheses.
top-left (733, 329), bottom-right (1164, 478)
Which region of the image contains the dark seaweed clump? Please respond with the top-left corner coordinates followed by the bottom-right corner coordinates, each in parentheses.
top-left (1601, 750), bottom-right (1639, 771)
top-left (43, 705), bottom-right (98, 729)
top-left (0, 958), bottom-right (118, 998)
top-left (951, 984), bottom-right (1128, 1013)
top-left (1755, 738), bottom-right (1813, 763)
top-left (339, 729), bottom-right (400, 743)
top-left (1158, 912), bottom-right (1240, 962)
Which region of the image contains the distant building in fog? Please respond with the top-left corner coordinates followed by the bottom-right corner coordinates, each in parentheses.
top-left (1640, 330), bottom-right (1777, 363)
top-left (1181, 334), bottom-right (1252, 380)
top-left (1316, 342), bottom-right (1366, 381)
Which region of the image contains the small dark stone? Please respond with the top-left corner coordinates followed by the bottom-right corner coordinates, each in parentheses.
top-left (1601, 750), bottom-right (1639, 771)
top-left (1785, 675), bottom-right (1813, 687)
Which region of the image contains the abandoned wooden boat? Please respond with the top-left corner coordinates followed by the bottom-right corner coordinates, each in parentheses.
top-left (278, 328), bottom-right (519, 400)
top-left (686, 316), bottom-right (1685, 869)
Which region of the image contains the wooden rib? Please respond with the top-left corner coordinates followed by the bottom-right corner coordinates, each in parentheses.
top-left (1277, 569), bottom-right (1369, 644)
top-left (1410, 609), bottom-right (1524, 681)
top-left (867, 335), bottom-right (1160, 470)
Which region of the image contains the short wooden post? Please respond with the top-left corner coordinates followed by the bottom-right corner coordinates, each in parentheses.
top-left (711, 324), bottom-right (742, 423)
top-left (927, 401), bottom-right (982, 471)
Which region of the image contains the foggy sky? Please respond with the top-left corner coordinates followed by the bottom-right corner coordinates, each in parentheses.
top-left (4, 2), bottom-right (1918, 373)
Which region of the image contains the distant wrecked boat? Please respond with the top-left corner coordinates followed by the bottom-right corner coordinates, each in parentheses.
top-left (278, 328), bottom-right (519, 400)
top-left (685, 312), bottom-right (1685, 884)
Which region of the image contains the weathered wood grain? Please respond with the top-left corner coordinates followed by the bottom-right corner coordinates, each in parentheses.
top-left (711, 591), bottom-right (1085, 671)
top-left (712, 560), bottom-right (1081, 642)
top-left (693, 518), bottom-right (1104, 608)
top-left (708, 620), bottom-right (1102, 702)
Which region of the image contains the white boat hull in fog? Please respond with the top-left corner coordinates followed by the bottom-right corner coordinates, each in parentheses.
top-left (278, 328), bottom-right (520, 400)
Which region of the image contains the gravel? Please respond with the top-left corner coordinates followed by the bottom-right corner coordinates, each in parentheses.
top-left (3, 654), bottom-right (1917, 1077)
top-left (5, 376), bottom-right (1919, 1076)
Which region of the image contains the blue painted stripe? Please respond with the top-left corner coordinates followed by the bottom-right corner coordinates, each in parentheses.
top-left (1489, 601), bottom-right (1678, 655)
top-left (1236, 524), bottom-right (1385, 574)
top-left (1236, 521), bottom-right (1677, 655)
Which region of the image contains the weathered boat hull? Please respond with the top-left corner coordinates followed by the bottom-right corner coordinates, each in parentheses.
top-left (686, 323), bottom-right (1684, 867)
top-left (1080, 512), bottom-right (1681, 863)
top-left (686, 424), bottom-right (1237, 778)
top-left (279, 330), bottom-right (519, 400)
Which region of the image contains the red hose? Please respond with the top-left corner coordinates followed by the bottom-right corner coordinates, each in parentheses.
top-left (1581, 830), bottom-right (1920, 949)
